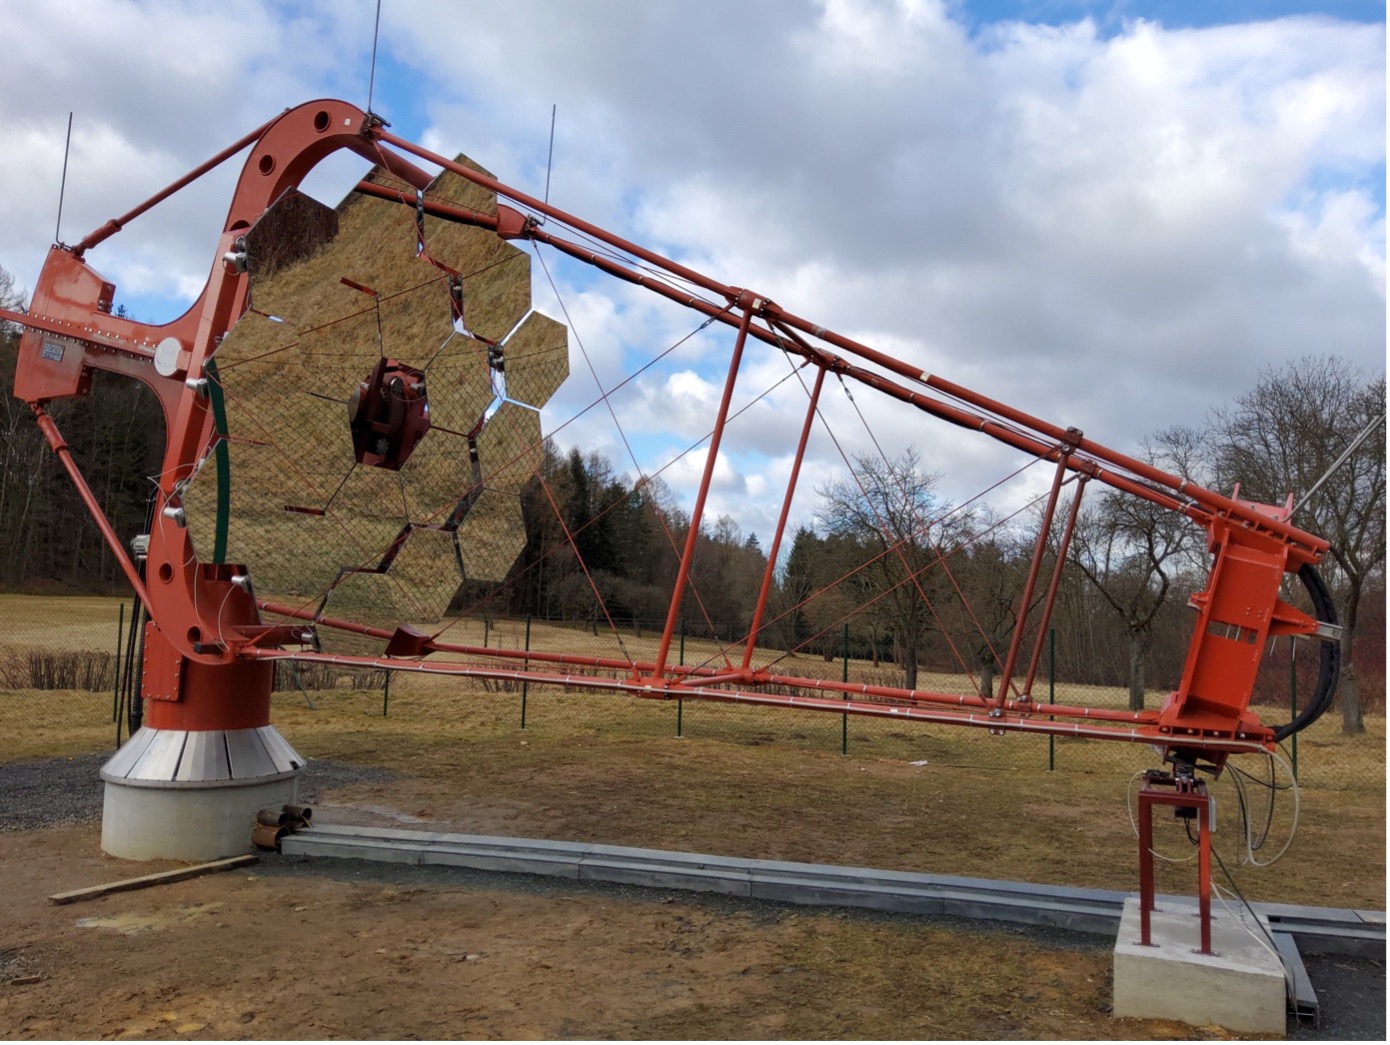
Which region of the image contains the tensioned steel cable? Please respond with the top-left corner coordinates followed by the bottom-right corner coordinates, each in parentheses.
top-left (531, 243), bottom-right (730, 664)
top-left (758, 464), bottom-right (1051, 676)
top-left (833, 371), bottom-right (1004, 689)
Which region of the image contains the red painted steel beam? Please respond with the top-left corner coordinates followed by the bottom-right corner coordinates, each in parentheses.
top-left (651, 302), bottom-right (758, 680)
top-left (257, 600), bottom-right (736, 683)
top-left (258, 598), bottom-right (1168, 729)
top-left (358, 183), bottom-right (1295, 573)
top-left (741, 365), bottom-right (826, 672)
top-left (1020, 475), bottom-right (1089, 698)
top-left (240, 646), bottom-right (1272, 754)
top-left (72, 115), bottom-right (278, 256)
top-left (371, 126), bottom-right (1327, 563)
top-left (257, 599), bottom-right (1176, 729)
top-left (994, 449), bottom-right (1074, 708)
top-left (31, 405), bottom-right (151, 607)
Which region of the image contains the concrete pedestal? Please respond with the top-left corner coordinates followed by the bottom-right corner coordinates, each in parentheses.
top-left (1113, 897), bottom-right (1286, 1035)
top-left (100, 725), bottom-right (303, 861)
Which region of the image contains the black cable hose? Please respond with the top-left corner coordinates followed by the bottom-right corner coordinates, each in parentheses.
top-left (126, 601), bottom-right (146, 737)
top-left (115, 592), bottom-right (142, 749)
top-left (119, 488), bottom-right (159, 743)
top-left (1270, 563), bottom-right (1341, 743)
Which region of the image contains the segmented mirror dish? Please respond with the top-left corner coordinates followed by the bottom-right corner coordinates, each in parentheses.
top-left (182, 157), bottom-right (569, 652)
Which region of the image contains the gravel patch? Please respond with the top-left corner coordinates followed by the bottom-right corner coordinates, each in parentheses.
top-left (0, 752), bottom-right (394, 832)
top-left (294, 759), bottom-right (398, 803)
top-left (0, 753), bottom-right (107, 831)
top-left (1290, 953), bottom-right (1387, 1042)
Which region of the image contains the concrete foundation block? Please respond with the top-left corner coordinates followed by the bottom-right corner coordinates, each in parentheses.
top-left (102, 774), bottom-right (299, 862)
top-left (1113, 897), bottom-right (1286, 1035)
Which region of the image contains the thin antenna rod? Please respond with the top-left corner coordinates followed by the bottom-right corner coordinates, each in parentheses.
top-left (55, 112), bottom-right (73, 244)
top-left (1292, 409), bottom-right (1386, 518)
top-left (543, 104), bottom-right (557, 215)
top-left (366, 0), bottom-right (384, 114)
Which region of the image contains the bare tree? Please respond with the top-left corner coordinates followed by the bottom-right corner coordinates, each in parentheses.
top-left (817, 449), bottom-right (947, 690)
top-left (1209, 356), bottom-right (1386, 735)
top-left (1070, 434), bottom-right (1205, 711)
top-left (941, 516), bottom-right (1032, 700)
top-left (0, 264), bottom-right (25, 332)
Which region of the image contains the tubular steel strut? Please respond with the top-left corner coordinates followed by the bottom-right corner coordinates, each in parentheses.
top-left (4, 99), bottom-right (1341, 766)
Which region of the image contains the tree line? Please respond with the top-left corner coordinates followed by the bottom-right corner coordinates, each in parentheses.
top-left (1, 264), bottom-right (1382, 731)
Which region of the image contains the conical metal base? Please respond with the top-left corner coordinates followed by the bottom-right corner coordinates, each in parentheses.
top-left (100, 725), bottom-right (303, 861)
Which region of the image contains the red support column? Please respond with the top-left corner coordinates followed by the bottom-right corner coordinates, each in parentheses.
top-left (652, 301), bottom-right (757, 680)
top-left (1197, 794), bottom-right (1213, 956)
top-left (1138, 787), bottom-right (1156, 946)
top-left (995, 449), bottom-right (1072, 708)
top-left (1021, 474), bottom-right (1088, 698)
top-left (741, 365), bottom-right (826, 672)
top-left (1136, 771), bottom-right (1215, 955)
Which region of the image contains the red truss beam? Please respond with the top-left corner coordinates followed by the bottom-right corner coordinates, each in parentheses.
top-left (3, 100), bottom-right (1339, 764)
top-left (238, 645), bottom-right (1271, 755)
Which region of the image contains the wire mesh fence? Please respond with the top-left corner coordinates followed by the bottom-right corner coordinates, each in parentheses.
top-left (0, 595), bottom-right (1382, 796)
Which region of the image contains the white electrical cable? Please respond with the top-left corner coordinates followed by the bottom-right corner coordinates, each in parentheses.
top-left (1212, 878), bottom-right (1296, 998)
top-left (1125, 770), bottom-right (1197, 865)
top-left (214, 584), bottom-right (236, 651)
top-left (1238, 746), bottom-right (1301, 868)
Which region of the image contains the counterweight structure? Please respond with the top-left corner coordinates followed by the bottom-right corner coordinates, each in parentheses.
top-left (3, 102), bottom-right (1339, 920)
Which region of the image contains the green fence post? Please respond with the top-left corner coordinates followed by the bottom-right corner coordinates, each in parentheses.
top-left (382, 670), bottom-right (390, 717)
top-left (1048, 628), bottom-right (1055, 772)
top-left (841, 623), bottom-right (849, 755)
top-left (1288, 637), bottom-right (1298, 780)
top-left (289, 662), bottom-right (317, 711)
top-left (521, 615), bottom-right (531, 729)
top-left (676, 620), bottom-right (685, 738)
top-left (112, 603), bottom-right (124, 724)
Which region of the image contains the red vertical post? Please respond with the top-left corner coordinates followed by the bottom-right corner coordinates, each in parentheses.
top-left (741, 366), bottom-right (826, 672)
top-left (1197, 795), bottom-right (1214, 956)
top-left (1138, 789), bottom-right (1156, 947)
top-left (995, 450), bottom-right (1071, 708)
top-left (652, 301), bottom-right (757, 680)
top-left (1020, 475), bottom-right (1087, 698)
top-left (1136, 774), bottom-right (1216, 954)
top-left (32, 406), bottom-right (151, 607)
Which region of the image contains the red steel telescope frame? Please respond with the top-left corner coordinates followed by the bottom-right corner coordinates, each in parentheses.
top-left (4, 100), bottom-right (1341, 772)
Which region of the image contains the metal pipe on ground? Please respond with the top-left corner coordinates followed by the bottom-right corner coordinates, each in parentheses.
top-left (251, 824), bottom-right (288, 852)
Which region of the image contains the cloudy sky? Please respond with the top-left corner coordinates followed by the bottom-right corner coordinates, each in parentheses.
top-left (0, 0), bottom-right (1383, 544)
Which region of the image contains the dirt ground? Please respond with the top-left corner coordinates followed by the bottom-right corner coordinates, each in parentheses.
top-left (0, 821), bottom-right (1272, 1042)
top-left (1, 742), bottom-right (1384, 1040)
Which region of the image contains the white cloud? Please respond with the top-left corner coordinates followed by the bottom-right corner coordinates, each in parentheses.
top-left (0, 0), bottom-right (1381, 543)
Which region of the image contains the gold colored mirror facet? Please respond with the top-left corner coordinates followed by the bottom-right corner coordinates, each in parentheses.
top-left (182, 154), bottom-right (569, 646)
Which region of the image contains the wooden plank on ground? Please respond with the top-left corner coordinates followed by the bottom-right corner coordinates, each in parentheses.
top-left (47, 854), bottom-right (259, 905)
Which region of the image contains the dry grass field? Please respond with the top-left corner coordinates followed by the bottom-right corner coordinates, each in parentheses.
top-left (0, 596), bottom-right (1382, 911)
top-left (0, 594), bottom-right (1383, 1039)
